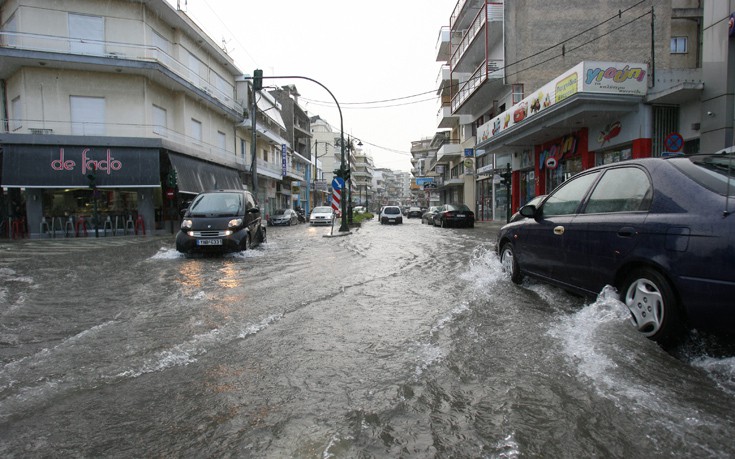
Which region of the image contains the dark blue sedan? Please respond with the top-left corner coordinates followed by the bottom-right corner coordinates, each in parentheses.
top-left (496, 153), bottom-right (735, 345)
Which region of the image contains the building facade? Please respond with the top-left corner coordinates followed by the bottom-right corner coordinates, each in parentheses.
top-left (432, 0), bottom-right (733, 222)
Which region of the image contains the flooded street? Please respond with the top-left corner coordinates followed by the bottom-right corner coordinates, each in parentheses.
top-left (1, 219), bottom-right (735, 457)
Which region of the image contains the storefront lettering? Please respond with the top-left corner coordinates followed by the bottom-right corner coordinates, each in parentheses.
top-left (539, 134), bottom-right (578, 170)
top-left (585, 65), bottom-right (646, 85)
top-left (50, 148), bottom-right (123, 175)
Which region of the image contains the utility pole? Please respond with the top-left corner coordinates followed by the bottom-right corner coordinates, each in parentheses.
top-left (250, 69), bottom-right (263, 197)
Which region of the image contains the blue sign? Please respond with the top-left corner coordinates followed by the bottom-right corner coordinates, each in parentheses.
top-left (332, 177), bottom-right (344, 190)
top-left (464, 148), bottom-right (474, 157)
top-left (281, 144), bottom-right (287, 176)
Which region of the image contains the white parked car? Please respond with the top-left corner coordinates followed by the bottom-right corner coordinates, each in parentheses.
top-left (309, 206), bottom-right (335, 226)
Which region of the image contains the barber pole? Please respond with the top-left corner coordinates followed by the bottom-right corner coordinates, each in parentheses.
top-left (331, 187), bottom-right (341, 214)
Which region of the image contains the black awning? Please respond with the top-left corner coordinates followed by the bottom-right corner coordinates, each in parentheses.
top-left (1, 144), bottom-right (160, 188)
top-left (168, 153), bottom-right (242, 194)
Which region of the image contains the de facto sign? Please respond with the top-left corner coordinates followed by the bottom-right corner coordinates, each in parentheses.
top-left (2, 145), bottom-right (160, 188)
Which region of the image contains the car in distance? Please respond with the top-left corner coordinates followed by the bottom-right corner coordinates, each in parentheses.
top-left (268, 208), bottom-right (300, 226)
top-left (421, 206), bottom-right (441, 224)
top-left (406, 206), bottom-right (423, 218)
top-left (380, 205), bottom-right (403, 224)
top-left (176, 189), bottom-right (265, 255)
top-left (496, 154), bottom-right (735, 346)
top-left (309, 206), bottom-right (335, 226)
top-left (432, 204), bottom-right (475, 228)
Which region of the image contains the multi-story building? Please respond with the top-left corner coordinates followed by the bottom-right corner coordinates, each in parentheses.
top-left (435, 0), bottom-right (733, 222)
top-left (0, 0), bottom-right (309, 236)
top-left (351, 145), bottom-right (374, 209)
top-left (268, 85), bottom-right (312, 212)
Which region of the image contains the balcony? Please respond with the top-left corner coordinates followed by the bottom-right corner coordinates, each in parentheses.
top-left (450, 2), bottom-right (503, 74)
top-left (436, 27), bottom-right (451, 62)
top-left (436, 140), bottom-right (462, 163)
top-left (0, 30), bottom-right (243, 116)
top-left (451, 59), bottom-right (504, 115)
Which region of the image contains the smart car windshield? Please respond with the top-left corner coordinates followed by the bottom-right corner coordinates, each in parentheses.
top-left (189, 192), bottom-right (242, 215)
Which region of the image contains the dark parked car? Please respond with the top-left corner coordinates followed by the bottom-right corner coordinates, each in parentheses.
top-left (422, 206), bottom-right (441, 224)
top-left (268, 208), bottom-right (299, 226)
top-left (432, 204), bottom-right (475, 228)
top-left (176, 189), bottom-right (265, 255)
top-left (407, 207), bottom-right (423, 218)
top-left (496, 154), bottom-right (735, 345)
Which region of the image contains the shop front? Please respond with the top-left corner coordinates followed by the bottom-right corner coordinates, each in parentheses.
top-left (475, 61), bottom-right (651, 214)
top-left (2, 143), bottom-right (161, 238)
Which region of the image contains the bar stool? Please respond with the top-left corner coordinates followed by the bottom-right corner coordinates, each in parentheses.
top-left (51, 217), bottom-right (64, 238)
top-left (113, 215), bottom-right (126, 235)
top-left (103, 215), bottom-right (113, 237)
top-left (11, 217), bottom-right (27, 239)
top-left (64, 216), bottom-right (74, 237)
top-left (135, 215), bottom-right (146, 235)
top-left (39, 217), bottom-right (51, 238)
top-left (75, 216), bottom-right (88, 237)
top-left (124, 215), bottom-right (135, 235)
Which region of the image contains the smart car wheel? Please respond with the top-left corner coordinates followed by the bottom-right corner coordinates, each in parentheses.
top-left (620, 268), bottom-right (685, 346)
top-left (500, 242), bottom-right (523, 284)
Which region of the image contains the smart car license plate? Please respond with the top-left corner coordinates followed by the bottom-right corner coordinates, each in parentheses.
top-left (456, 214), bottom-right (465, 217)
top-left (197, 239), bottom-right (222, 246)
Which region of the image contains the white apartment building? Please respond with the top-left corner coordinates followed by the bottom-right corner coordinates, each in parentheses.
top-left (0, 0), bottom-right (309, 237)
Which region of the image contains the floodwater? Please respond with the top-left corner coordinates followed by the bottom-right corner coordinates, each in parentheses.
top-left (1, 218), bottom-right (734, 457)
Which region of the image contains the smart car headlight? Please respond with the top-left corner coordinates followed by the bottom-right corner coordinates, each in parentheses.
top-left (228, 218), bottom-right (243, 228)
top-left (181, 219), bottom-right (193, 230)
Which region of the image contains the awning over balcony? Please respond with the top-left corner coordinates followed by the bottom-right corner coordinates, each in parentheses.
top-left (168, 153), bottom-right (242, 194)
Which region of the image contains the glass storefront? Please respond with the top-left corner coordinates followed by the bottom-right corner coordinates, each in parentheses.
top-left (596, 147), bottom-right (632, 166)
top-left (546, 156), bottom-right (583, 192)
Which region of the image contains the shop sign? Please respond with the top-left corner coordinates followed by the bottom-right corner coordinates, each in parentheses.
top-left (477, 61), bottom-right (647, 145)
top-left (539, 134), bottom-right (578, 171)
top-left (2, 145), bottom-right (160, 188)
top-left (464, 148), bottom-right (474, 157)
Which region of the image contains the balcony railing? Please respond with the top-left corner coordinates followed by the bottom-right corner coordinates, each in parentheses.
top-left (0, 31), bottom-right (243, 114)
top-left (451, 59), bottom-right (504, 113)
top-left (450, 2), bottom-right (503, 71)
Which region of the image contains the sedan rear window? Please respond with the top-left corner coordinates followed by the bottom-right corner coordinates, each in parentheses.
top-left (669, 155), bottom-right (735, 197)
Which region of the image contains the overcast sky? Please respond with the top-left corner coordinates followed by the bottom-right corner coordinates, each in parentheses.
top-left (164, 0), bottom-right (456, 171)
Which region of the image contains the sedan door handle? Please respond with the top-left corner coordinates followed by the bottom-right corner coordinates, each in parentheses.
top-left (617, 226), bottom-right (637, 238)
top-left (553, 226), bottom-right (565, 235)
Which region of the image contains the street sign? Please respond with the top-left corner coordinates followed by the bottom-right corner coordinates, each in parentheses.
top-left (332, 177), bottom-right (344, 190)
top-left (664, 132), bottom-right (684, 152)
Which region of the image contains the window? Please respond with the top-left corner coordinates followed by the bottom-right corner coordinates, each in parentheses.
top-left (671, 37), bottom-right (687, 54)
top-left (542, 171), bottom-right (600, 216)
top-left (152, 105), bottom-right (167, 135)
top-left (70, 96), bottom-right (105, 135)
top-left (190, 118), bottom-right (202, 142)
top-left (151, 30), bottom-right (171, 62)
top-left (11, 96), bottom-right (22, 132)
top-left (69, 14), bottom-right (104, 55)
top-left (217, 131), bottom-right (226, 151)
top-left (584, 168), bottom-right (652, 213)
top-left (512, 84), bottom-right (524, 104)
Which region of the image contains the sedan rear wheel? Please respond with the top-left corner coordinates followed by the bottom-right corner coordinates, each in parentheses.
top-left (620, 268), bottom-right (685, 346)
top-left (500, 243), bottom-right (523, 284)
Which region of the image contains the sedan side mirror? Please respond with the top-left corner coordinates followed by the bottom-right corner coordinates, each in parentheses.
top-left (519, 205), bottom-right (538, 218)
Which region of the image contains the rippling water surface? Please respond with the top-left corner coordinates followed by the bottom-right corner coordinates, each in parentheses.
top-left (1, 221), bottom-right (734, 457)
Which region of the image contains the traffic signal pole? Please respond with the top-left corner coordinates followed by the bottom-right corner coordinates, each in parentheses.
top-left (244, 71), bottom-right (350, 232)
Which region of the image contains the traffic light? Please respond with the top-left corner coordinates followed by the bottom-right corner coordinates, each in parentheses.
top-left (333, 167), bottom-right (350, 181)
top-left (253, 69), bottom-right (263, 91)
top-left (500, 172), bottom-right (511, 187)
